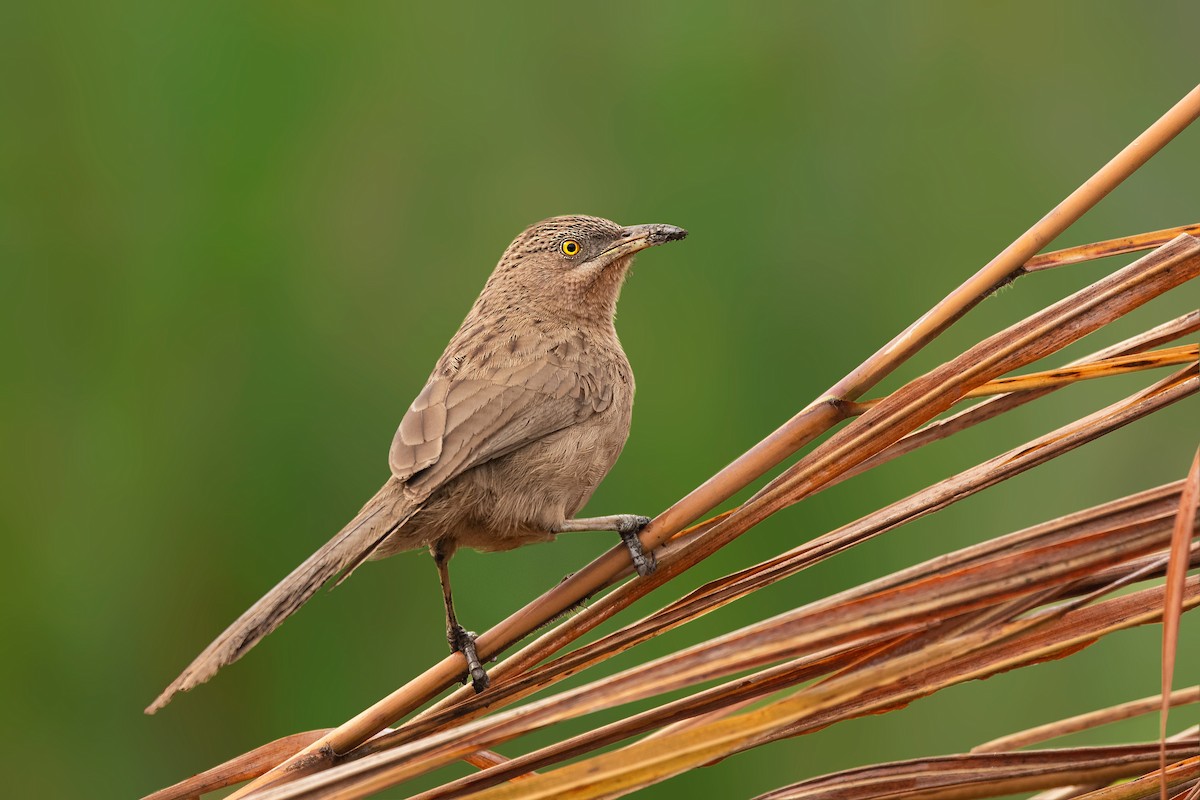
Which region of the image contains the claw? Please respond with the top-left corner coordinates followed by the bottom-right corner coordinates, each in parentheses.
top-left (618, 516), bottom-right (657, 577)
top-left (448, 625), bottom-right (490, 692)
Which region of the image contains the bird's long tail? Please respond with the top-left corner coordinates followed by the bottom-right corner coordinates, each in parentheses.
top-left (146, 478), bottom-right (417, 714)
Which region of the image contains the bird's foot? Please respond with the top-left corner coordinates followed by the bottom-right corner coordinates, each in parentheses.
top-left (447, 624), bottom-right (489, 693)
top-left (617, 515), bottom-right (656, 577)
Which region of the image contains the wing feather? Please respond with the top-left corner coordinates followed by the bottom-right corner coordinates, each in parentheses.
top-left (389, 355), bottom-right (607, 496)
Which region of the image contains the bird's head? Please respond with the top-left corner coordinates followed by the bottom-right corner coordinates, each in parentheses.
top-left (481, 215), bottom-right (687, 324)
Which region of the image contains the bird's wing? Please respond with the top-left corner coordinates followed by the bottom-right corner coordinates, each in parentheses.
top-left (390, 356), bottom-right (614, 496)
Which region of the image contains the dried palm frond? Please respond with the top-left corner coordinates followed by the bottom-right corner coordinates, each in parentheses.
top-left (144, 83), bottom-right (1200, 800)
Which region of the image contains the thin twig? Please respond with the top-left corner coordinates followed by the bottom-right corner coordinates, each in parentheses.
top-left (1025, 223), bottom-right (1200, 271)
top-left (1162, 449), bottom-right (1200, 800)
top-left (973, 688), bottom-right (1200, 753)
top-left (753, 741), bottom-right (1200, 800)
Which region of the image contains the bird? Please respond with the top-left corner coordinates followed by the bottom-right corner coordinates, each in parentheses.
top-left (147, 214), bottom-right (687, 712)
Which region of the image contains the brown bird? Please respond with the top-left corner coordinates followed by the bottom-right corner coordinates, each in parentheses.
top-left (147, 215), bottom-right (687, 712)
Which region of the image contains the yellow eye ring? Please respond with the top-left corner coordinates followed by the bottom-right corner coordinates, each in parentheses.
top-left (561, 239), bottom-right (581, 257)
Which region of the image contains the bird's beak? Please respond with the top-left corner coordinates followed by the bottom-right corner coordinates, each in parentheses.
top-left (596, 223), bottom-right (688, 263)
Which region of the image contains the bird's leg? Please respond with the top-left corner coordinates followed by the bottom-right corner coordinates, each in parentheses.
top-left (431, 541), bottom-right (489, 692)
top-left (553, 514), bottom-right (656, 577)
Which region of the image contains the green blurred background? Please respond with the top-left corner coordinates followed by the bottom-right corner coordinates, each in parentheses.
top-left (2, 3), bottom-right (1197, 797)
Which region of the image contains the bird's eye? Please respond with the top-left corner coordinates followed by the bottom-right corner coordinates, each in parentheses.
top-left (560, 239), bottom-right (581, 257)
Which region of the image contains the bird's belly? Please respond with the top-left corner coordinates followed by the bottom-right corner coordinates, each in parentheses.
top-left (377, 405), bottom-right (632, 556)
top-left (454, 406), bottom-right (632, 551)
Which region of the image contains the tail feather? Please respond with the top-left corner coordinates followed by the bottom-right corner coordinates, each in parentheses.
top-left (146, 479), bottom-right (416, 714)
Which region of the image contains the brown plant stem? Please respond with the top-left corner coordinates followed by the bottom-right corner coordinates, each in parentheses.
top-left (973, 688), bottom-right (1200, 754)
top-left (753, 742), bottom-right (1200, 800)
top-left (1075, 756), bottom-right (1199, 800)
top-left (1162, 449), bottom-right (1200, 800)
top-left (143, 731), bottom-right (331, 800)
top-left (1025, 223), bottom-right (1200, 271)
